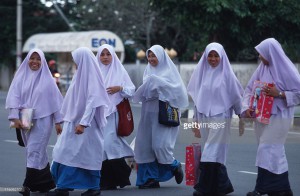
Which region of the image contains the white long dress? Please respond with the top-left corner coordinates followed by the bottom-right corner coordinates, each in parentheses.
top-left (134, 98), bottom-right (179, 164)
top-left (194, 101), bottom-right (241, 165)
top-left (103, 87), bottom-right (135, 160)
top-left (9, 109), bottom-right (62, 170)
top-left (253, 91), bottom-right (300, 174)
top-left (52, 101), bottom-right (106, 170)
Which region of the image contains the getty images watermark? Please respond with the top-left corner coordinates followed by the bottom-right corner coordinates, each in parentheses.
top-left (0, 187), bottom-right (22, 192)
top-left (183, 121), bottom-right (226, 130)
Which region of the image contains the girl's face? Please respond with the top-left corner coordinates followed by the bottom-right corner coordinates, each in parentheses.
top-left (29, 52), bottom-right (41, 71)
top-left (259, 54), bottom-right (269, 66)
top-left (207, 50), bottom-right (220, 68)
top-left (100, 48), bottom-right (112, 65)
top-left (147, 51), bottom-right (159, 67)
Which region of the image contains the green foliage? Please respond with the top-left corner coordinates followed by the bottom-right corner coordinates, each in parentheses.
top-left (1, 0), bottom-right (300, 69)
top-left (0, 1), bottom-right (17, 67)
top-left (151, 0), bottom-right (300, 62)
top-left (0, 0), bottom-right (71, 69)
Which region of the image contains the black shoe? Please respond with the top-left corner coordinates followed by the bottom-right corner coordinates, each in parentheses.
top-left (247, 190), bottom-right (262, 196)
top-left (46, 189), bottom-right (70, 196)
top-left (218, 186), bottom-right (234, 195)
top-left (81, 189), bottom-right (101, 196)
top-left (19, 186), bottom-right (30, 196)
top-left (138, 179), bottom-right (160, 189)
top-left (174, 163), bottom-right (184, 184)
top-left (268, 190), bottom-right (293, 196)
top-left (101, 186), bottom-right (117, 190)
top-left (193, 190), bottom-right (205, 196)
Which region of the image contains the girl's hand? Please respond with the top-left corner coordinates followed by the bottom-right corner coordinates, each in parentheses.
top-left (75, 124), bottom-right (85, 134)
top-left (239, 119), bottom-right (245, 136)
top-left (107, 86), bottom-right (122, 94)
top-left (192, 127), bottom-right (201, 138)
top-left (262, 84), bottom-right (279, 97)
top-left (11, 119), bottom-right (23, 129)
top-left (245, 109), bottom-right (255, 118)
top-left (55, 123), bottom-right (62, 135)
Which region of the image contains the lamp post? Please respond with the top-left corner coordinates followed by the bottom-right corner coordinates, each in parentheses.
top-left (16, 0), bottom-right (22, 69)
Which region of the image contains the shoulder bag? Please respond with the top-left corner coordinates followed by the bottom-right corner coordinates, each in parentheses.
top-left (158, 100), bottom-right (180, 127)
top-left (116, 98), bottom-right (134, 136)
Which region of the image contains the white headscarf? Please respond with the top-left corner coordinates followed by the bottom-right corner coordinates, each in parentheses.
top-left (61, 47), bottom-right (110, 127)
top-left (96, 44), bottom-right (135, 114)
top-left (243, 38), bottom-right (300, 111)
top-left (133, 45), bottom-right (189, 109)
top-left (187, 43), bottom-right (243, 116)
top-left (6, 48), bottom-right (63, 119)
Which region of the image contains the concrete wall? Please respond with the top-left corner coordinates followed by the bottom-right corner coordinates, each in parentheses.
top-left (123, 62), bottom-right (260, 89)
top-left (1, 62), bottom-right (299, 91)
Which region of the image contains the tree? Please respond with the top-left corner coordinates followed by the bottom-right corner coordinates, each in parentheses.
top-left (1, 0), bottom-right (300, 69)
top-left (65, 0), bottom-right (161, 49)
top-left (150, 0), bottom-right (300, 62)
top-left (0, 0), bottom-right (72, 69)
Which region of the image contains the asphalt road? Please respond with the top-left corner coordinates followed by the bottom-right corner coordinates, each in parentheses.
top-left (0, 90), bottom-right (299, 196)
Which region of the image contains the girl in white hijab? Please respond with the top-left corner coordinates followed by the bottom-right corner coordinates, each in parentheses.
top-left (187, 43), bottom-right (244, 196)
top-left (243, 38), bottom-right (299, 196)
top-left (96, 44), bottom-right (135, 190)
top-left (51, 47), bottom-right (110, 196)
top-left (6, 48), bottom-right (63, 195)
top-left (133, 45), bottom-right (189, 189)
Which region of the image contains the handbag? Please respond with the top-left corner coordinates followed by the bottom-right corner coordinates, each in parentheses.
top-left (15, 128), bottom-right (25, 147)
top-left (158, 100), bottom-right (180, 127)
top-left (185, 143), bottom-right (201, 186)
top-left (116, 98), bottom-right (134, 136)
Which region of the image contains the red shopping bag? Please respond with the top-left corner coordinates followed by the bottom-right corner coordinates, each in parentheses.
top-left (249, 80), bottom-right (274, 124)
top-left (185, 143), bottom-right (201, 186)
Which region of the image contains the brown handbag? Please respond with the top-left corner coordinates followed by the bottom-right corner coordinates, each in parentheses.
top-left (116, 98), bottom-right (134, 136)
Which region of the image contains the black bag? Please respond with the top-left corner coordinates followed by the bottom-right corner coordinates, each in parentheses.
top-left (15, 128), bottom-right (25, 147)
top-left (158, 100), bottom-right (180, 127)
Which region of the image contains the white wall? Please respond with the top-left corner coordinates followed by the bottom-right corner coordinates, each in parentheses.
top-left (123, 62), bottom-right (260, 89)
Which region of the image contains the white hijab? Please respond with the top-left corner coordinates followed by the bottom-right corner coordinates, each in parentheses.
top-left (6, 48), bottom-right (63, 119)
top-left (133, 45), bottom-right (189, 109)
top-left (187, 43), bottom-right (243, 116)
top-left (96, 44), bottom-right (135, 115)
top-left (243, 38), bottom-right (300, 111)
top-left (61, 47), bottom-right (110, 127)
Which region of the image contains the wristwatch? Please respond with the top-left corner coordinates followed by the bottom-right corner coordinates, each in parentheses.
top-left (279, 91), bottom-right (283, 98)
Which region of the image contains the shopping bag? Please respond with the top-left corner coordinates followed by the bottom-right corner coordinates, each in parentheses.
top-left (116, 98), bottom-right (134, 136)
top-left (158, 100), bottom-right (180, 127)
top-left (185, 143), bottom-right (201, 186)
top-left (249, 80), bottom-right (274, 124)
